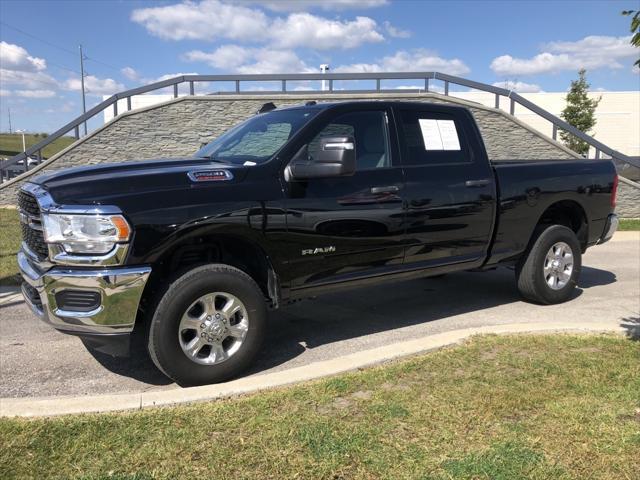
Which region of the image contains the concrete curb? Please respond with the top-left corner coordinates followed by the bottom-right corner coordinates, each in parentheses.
top-left (0, 287), bottom-right (22, 306)
top-left (0, 321), bottom-right (625, 418)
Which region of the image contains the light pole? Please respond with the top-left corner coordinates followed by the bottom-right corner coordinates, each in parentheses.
top-left (16, 129), bottom-right (27, 171)
top-left (320, 64), bottom-right (330, 91)
top-left (16, 129), bottom-right (26, 152)
top-left (79, 45), bottom-right (87, 135)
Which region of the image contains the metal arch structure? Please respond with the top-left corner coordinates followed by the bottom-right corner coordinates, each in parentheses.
top-left (1, 71), bottom-right (638, 180)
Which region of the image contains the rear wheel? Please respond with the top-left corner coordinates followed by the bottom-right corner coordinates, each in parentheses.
top-left (148, 264), bottom-right (266, 385)
top-left (516, 225), bottom-right (581, 304)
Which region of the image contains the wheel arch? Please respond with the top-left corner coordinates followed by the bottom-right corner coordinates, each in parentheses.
top-left (532, 199), bottom-right (589, 250)
top-left (140, 229), bottom-right (282, 317)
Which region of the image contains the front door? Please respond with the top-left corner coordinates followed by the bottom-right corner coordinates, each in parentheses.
top-left (283, 106), bottom-right (406, 290)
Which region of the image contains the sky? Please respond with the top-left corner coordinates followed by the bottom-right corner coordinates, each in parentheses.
top-left (0, 0), bottom-right (638, 133)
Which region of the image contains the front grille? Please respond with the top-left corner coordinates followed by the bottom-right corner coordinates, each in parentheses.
top-left (18, 190), bottom-right (40, 216)
top-left (22, 282), bottom-right (43, 311)
top-left (18, 190), bottom-right (48, 261)
top-left (55, 290), bottom-right (101, 312)
top-left (21, 223), bottom-right (48, 260)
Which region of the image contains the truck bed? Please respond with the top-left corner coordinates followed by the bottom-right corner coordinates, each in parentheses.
top-left (487, 159), bottom-right (616, 265)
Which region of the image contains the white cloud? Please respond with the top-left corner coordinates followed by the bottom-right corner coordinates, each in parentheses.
top-left (490, 35), bottom-right (636, 76)
top-left (185, 45), bottom-right (313, 73)
top-left (0, 89), bottom-right (10, 96)
top-left (0, 41), bottom-right (46, 72)
top-left (0, 41), bottom-right (61, 101)
top-left (246, 0), bottom-right (388, 11)
top-left (0, 69), bottom-right (58, 90)
top-left (45, 101), bottom-right (75, 113)
top-left (184, 45), bottom-right (253, 70)
top-left (15, 89), bottom-right (57, 98)
top-left (63, 75), bottom-right (125, 96)
top-left (383, 21), bottom-right (411, 39)
top-left (335, 49), bottom-right (470, 76)
top-left (235, 50), bottom-right (312, 74)
top-left (271, 13), bottom-right (383, 49)
top-left (131, 0), bottom-right (384, 49)
top-left (492, 81), bottom-right (542, 93)
top-left (131, 0), bottom-right (270, 42)
top-left (121, 66), bottom-right (140, 81)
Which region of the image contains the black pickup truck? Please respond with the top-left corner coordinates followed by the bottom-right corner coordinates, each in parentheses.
top-left (18, 101), bottom-right (618, 385)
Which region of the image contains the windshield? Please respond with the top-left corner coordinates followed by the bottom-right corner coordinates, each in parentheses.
top-left (194, 108), bottom-right (318, 165)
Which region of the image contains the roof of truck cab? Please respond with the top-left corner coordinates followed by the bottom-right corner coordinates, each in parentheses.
top-left (274, 100), bottom-right (469, 112)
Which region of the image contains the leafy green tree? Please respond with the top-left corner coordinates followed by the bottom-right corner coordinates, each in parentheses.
top-left (622, 10), bottom-right (640, 67)
top-left (560, 69), bottom-right (601, 155)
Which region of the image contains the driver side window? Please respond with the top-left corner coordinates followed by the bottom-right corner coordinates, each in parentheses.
top-left (308, 111), bottom-right (390, 170)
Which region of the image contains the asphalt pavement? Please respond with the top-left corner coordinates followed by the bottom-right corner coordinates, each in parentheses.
top-left (1, 232), bottom-right (638, 399)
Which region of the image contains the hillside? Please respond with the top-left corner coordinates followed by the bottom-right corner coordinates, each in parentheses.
top-left (0, 133), bottom-right (76, 160)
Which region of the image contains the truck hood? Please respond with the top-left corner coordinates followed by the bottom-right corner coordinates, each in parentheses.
top-left (29, 157), bottom-right (249, 206)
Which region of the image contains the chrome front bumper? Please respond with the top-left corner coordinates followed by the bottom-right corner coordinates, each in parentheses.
top-left (598, 214), bottom-right (619, 244)
top-left (18, 250), bottom-right (151, 335)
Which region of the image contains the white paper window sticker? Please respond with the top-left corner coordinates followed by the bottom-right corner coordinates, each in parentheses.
top-left (418, 119), bottom-right (461, 151)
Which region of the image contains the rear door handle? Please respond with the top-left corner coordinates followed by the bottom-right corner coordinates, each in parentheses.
top-left (371, 185), bottom-right (400, 194)
top-left (465, 179), bottom-right (491, 188)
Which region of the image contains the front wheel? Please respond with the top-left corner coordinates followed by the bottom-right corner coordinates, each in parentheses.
top-left (516, 225), bottom-right (582, 305)
top-left (147, 264), bottom-right (267, 385)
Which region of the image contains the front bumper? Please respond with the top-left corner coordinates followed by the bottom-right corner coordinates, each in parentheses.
top-left (18, 250), bottom-right (151, 346)
top-left (598, 213), bottom-right (619, 244)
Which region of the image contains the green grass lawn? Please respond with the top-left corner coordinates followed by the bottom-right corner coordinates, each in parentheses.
top-left (1, 334), bottom-right (638, 479)
top-left (0, 133), bottom-right (75, 160)
top-left (619, 218), bottom-right (640, 231)
top-left (0, 209), bottom-right (20, 286)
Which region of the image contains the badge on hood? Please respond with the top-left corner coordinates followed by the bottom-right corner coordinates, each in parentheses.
top-left (187, 169), bottom-right (234, 182)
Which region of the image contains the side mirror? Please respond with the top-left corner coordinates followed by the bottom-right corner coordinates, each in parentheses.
top-left (286, 136), bottom-right (356, 180)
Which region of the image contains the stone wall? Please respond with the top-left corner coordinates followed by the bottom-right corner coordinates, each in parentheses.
top-left (617, 177), bottom-right (640, 218)
top-left (1, 92), bottom-right (637, 217)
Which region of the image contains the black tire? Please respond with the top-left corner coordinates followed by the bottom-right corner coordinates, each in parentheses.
top-left (147, 264), bottom-right (267, 386)
top-left (516, 225), bottom-right (582, 305)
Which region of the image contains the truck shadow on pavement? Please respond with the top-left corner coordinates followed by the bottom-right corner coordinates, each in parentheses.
top-left (247, 265), bottom-right (614, 377)
top-left (85, 265), bottom-right (617, 386)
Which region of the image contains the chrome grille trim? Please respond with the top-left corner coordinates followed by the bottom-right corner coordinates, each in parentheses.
top-left (18, 189), bottom-right (47, 261)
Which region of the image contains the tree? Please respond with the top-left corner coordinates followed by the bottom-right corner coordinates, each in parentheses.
top-left (622, 10), bottom-right (640, 67)
top-left (560, 69), bottom-right (601, 156)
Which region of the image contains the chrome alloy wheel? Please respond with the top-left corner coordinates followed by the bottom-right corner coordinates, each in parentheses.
top-left (543, 241), bottom-right (574, 290)
top-left (178, 292), bottom-right (249, 365)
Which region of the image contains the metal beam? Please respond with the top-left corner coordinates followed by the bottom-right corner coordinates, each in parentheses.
top-left (2, 71), bottom-right (638, 176)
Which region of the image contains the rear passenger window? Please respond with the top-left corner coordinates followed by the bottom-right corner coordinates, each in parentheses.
top-left (399, 110), bottom-right (469, 165)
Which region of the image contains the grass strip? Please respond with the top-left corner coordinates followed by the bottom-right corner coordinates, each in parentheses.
top-left (1, 334), bottom-right (638, 479)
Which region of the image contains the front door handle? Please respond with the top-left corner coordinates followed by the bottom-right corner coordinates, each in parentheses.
top-left (465, 179), bottom-right (491, 188)
top-left (371, 185), bottom-right (400, 194)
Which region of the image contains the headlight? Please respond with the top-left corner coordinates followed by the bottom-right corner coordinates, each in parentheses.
top-left (42, 213), bottom-right (131, 254)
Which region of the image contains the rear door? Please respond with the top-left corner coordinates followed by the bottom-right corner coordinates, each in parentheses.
top-left (283, 105), bottom-right (406, 289)
top-left (395, 105), bottom-right (496, 268)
